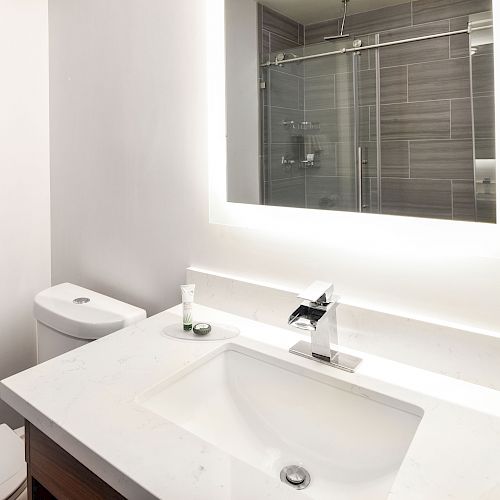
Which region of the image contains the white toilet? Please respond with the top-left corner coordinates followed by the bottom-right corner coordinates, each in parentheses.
top-left (0, 283), bottom-right (147, 499)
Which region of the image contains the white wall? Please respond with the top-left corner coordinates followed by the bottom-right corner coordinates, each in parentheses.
top-left (49, 0), bottom-right (205, 314)
top-left (0, 0), bottom-right (51, 427)
top-left (50, 0), bottom-right (500, 348)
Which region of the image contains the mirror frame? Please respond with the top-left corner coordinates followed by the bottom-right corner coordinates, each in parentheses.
top-left (207, 0), bottom-right (500, 258)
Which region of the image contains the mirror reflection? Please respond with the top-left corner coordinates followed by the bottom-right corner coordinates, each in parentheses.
top-left (226, 0), bottom-right (496, 223)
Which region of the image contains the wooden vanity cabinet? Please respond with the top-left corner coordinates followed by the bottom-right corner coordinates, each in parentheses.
top-left (25, 421), bottom-right (125, 500)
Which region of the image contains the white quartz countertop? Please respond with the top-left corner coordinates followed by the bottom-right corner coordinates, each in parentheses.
top-left (2, 304), bottom-right (500, 500)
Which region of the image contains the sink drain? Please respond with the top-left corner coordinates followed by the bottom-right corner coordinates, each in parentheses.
top-left (280, 465), bottom-right (311, 490)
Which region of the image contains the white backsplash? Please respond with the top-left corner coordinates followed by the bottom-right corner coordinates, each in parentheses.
top-left (187, 267), bottom-right (500, 391)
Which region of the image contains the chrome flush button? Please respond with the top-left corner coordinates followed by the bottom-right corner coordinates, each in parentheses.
top-left (73, 297), bottom-right (90, 304)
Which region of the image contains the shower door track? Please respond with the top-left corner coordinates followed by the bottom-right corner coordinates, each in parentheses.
top-left (261, 25), bottom-right (492, 67)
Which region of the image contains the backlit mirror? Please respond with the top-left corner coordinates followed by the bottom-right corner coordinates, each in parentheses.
top-left (226, 0), bottom-right (496, 223)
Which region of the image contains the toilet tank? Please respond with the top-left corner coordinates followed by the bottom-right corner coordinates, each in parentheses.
top-left (34, 283), bottom-right (147, 363)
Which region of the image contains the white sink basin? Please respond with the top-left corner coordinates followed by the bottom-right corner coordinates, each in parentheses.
top-left (137, 344), bottom-right (423, 500)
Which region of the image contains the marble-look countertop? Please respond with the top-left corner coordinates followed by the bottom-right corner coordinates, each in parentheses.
top-left (1, 304), bottom-right (500, 500)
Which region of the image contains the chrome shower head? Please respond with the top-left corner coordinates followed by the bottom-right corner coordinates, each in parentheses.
top-left (324, 34), bottom-right (351, 40)
top-left (324, 0), bottom-right (352, 41)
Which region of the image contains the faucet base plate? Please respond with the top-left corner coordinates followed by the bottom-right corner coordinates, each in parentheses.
top-left (289, 341), bottom-right (362, 373)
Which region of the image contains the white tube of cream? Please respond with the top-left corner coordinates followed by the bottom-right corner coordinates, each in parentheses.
top-left (181, 284), bottom-right (195, 331)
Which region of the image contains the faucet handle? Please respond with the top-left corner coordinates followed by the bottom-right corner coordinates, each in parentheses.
top-left (299, 281), bottom-right (335, 305)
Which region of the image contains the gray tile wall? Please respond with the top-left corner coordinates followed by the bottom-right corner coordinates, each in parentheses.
top-left (373, 13), bottom-right (478, 221)
top-left (305, 0), bottom-right (494, 220)
top-left (259, 0), bottom-right (495, 222)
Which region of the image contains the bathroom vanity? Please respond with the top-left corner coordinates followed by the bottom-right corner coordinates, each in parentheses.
top-left (2, 303), bottom-right (500, 500)
top-left (25, 422), bottom-right (124, 499)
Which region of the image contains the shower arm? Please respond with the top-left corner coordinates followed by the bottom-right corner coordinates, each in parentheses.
top-left (339, 0), bottom-right (348, 37)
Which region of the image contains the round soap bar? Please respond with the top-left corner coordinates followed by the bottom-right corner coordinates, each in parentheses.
top-left (193, 323), bottom-right (212, 336)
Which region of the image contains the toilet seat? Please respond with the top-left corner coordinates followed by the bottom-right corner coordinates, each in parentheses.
top-left (0, 425), bottom-right (26, 500)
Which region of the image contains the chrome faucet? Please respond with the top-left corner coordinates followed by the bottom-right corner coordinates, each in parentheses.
top-left (288, 281), bottom-right (338, 361)
top-left (288, 281), bottom-right (362, 373)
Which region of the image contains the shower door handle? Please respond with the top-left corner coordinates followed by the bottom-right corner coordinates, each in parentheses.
top-left (357, 146), bottom-right (363, 212)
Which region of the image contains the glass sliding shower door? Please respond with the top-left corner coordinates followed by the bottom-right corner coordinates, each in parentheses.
top-left (353, 45), bottom-right (380, 214)
top-left (261, 38), bottom-right (380, 213)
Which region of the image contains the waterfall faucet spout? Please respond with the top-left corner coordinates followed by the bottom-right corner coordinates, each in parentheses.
top-left (288, 281), bottom-right (362, 372)
top-left (288, 281), bottom-right (338, 361)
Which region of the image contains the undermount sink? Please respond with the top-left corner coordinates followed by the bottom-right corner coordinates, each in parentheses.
top-left (137, 344), bottom-right (423, 500)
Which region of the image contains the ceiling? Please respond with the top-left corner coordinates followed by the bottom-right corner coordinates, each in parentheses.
top-left (260, 0), bottom-right (409, 25)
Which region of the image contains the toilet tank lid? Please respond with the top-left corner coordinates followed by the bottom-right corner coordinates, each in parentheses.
top-left (34, 283), bottom-right (147, 340)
